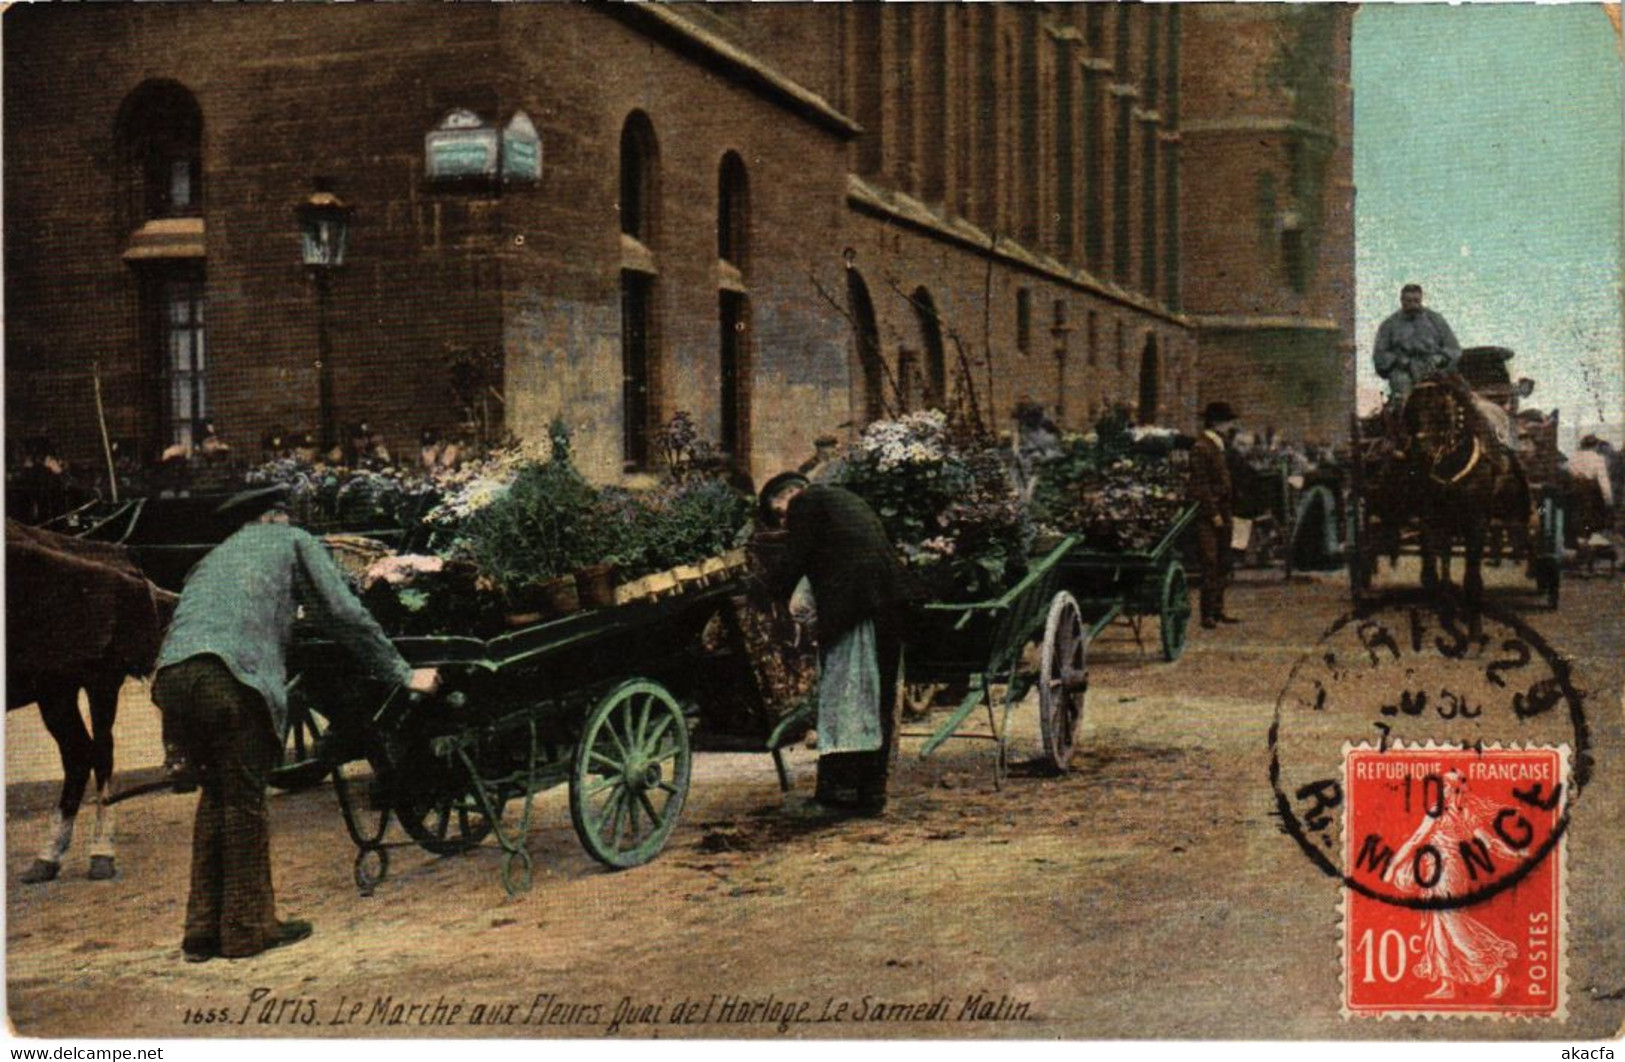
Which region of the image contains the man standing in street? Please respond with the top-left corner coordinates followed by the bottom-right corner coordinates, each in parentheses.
top-left (758, 472), bottom-right (916, 816)
top-left (151, 486), bottom-right (439, 962)
top-left (1190, 402), bottom-right (1241, 630)
top-left (1373, 283), bottom-right (1462, 405)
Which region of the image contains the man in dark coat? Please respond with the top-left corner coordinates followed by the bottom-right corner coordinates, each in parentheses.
top-left (1190, 402), bottom-right (1241, 629)
top-left (151, 486), bottom-right (440, 962)
top-left (759, 472), bottom-right (916, 815)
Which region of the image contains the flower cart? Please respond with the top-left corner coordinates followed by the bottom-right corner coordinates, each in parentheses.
top-left (285, 573), bottom-right (746, 897)
top-left (1051, 502), bottom-right (1201, 663)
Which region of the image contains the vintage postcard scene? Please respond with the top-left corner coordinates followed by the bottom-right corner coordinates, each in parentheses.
top-left (3, 2), bottom-right (1622, 1049)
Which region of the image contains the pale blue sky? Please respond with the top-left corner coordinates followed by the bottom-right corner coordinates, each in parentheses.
top-left (1354, 4), bottom-right (1622, 446)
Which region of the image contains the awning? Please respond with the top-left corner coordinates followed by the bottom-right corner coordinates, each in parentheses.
top-left (122, 217), bottom-right (206, 261)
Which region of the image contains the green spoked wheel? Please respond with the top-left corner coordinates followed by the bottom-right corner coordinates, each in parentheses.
top-left (1159, 561), bottom-right (1192, 662)
top-left (570, 679), bottom-right (691, 870)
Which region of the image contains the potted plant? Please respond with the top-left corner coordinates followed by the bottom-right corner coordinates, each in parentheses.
top-left (461, 422), bottom-right (599, 620)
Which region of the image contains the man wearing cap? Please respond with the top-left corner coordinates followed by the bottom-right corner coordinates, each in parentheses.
top-left (1190, 403), bottom-right (1241, 629)
top-left (151, 486), bottom-right (439, 962)
top-left (757, 472), bottom-right (916, 815)
top-left (1374, 284), bottom-right (1461, 405)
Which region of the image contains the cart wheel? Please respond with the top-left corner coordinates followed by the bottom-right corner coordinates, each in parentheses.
top-left (354, 846), bottom-right (388, 896)
top-left (1346, 495), bottom-right (1372, 597)
top-left (570, 679), bottom-right (691, 870)
top-left (1159, 562), bottom-right (1192, 662)
top-left (395, 780), bottom-right (499, 857)
top-left (269, 690), bottom-right (331, 792)
top-left (1039, 592), bottom-right (1089, 772)
top-left (1538, 494), bottom-right (1563, 610)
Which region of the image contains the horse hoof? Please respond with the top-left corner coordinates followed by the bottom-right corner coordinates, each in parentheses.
top-left (20, 859), bottom-right (60, 884)
top-left (87, 856), bottom-right (116, 881)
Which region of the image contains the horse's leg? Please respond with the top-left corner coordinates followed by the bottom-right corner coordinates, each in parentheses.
top-left (1419, 518), bottom-right (1441, 593)
top-left (22, 682), bottom-right (93, 883)
top-left (84, 670), bottom-right (123, 880)
top-left (1464, 516), bottom-right (1487, 623)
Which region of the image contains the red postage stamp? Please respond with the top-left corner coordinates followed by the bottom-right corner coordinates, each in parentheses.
top-left (1341, 743), bottom-right (1568, 1020)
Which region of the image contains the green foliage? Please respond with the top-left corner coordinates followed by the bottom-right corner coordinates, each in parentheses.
top-left (461, 438), bottom-right (598, 592)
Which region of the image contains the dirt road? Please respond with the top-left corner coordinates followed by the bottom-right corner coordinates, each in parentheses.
top-left (8, 566), bottom-right (1623, 1040)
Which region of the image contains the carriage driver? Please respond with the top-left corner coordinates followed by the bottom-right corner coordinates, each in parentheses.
top-left (1374, 284), bottom-right (1461, 404)
top-left (151, 485), bottom-right (440, 962)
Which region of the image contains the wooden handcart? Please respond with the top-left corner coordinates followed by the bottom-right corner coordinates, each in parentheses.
top-left (284, 580), bottom-right (739, 896)
top-left (1053, 503), bottom-right (1200, 664)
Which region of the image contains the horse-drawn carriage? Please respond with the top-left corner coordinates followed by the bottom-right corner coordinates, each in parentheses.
top-left (1345, 346), bottom-right (1563, 608)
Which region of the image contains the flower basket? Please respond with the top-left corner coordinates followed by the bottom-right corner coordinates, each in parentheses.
top-left (574, 562), bottom-right (618, 610)
top-left (614, 575), bottom-right (653, 606)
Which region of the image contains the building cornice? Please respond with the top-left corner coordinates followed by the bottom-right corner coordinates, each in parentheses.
top-left (1180, 117), bottom-right (1337, 143)
top-left (601, 5), bottom-right (862, 140)
top-left (845, 175), bottom-right (1193, 329)
top-left (1190, 314), bottom-right (1344, 334)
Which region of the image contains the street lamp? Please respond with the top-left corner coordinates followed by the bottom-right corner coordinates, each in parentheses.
top-left (296, 180), bottom-right (354, 452)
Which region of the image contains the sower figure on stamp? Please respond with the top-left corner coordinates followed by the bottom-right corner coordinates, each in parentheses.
top-left (1384, 770), bottom-right (1520, 1000)
top-left (151, 485), bottom-right (440, 962)
top-left (758, 472), bottom-right (917, 817)
top-left (1190, 402), bottom-right (1241, 630)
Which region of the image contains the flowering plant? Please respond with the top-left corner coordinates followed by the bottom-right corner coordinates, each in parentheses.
top-left (1029, 407), bottom-right (1188, 552)
top-left (835, 412), bottom-right (1032, 601)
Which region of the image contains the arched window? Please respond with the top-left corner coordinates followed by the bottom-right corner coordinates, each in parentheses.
top-left (620, 111), bottom-right (659, 243)
top-left (911, 287), bottom-right (947, 410)
top-left (1138, 332), bottom-right (1160, 425)
top-left (717, 152), bottom-right (751, 463)
top-left (115, 80), bottom-right (203, 227)
top-left (620, 111), bottom-right (662, 469)
top-left (846, 268), bottom-right (885, 425)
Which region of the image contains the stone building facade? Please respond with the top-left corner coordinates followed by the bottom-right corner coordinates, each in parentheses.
top-left (3, 4), bottom-right (1354, 487)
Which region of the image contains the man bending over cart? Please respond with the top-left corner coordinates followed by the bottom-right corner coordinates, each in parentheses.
top-left (151, 485), bottom-right (441, 962)
top-left (758, 473), bottom-right (917, 816)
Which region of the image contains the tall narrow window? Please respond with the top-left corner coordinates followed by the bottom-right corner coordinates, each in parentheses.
top-left (719, 292), bottom-right (749, 459)
top-left (620, 112), bottom-right (661, 469)
top-left (1087, 310), bottom-right (1100, 368)
top-left (620, 112), bottom-right (658, 243)
top-left (911, 287), bottom-right (947, 409)
top-left (141, 264), bottom-right (207, 450)
top-left (717, 152), bottom-right (751, 462)
top-left (621, 272), bottom-right (656, 469)
top-left (116, 80), bottom-right (204, 228)
top-left (1141, 127), bottom-right (1158, 294)
top-left (848, 269), bottom-right (885, 424)
top-left (1016, 287), bottom-right (1033, 356)
top-left (1138, 332), bottom-right (1160, 424)
top-left (1055, 43), bottom-right (1076, 261)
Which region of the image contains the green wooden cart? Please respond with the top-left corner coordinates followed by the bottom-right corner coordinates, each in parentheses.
top-left (767, 537), bottom-right (1108, 789)
top-left (1052, 503), bottom-right (1200, 664)
top-left (285, 581), bottom-right (738, 896)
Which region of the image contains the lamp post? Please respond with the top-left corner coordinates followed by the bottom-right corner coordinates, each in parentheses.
top-left (296, 180), bottom-right (353, 453)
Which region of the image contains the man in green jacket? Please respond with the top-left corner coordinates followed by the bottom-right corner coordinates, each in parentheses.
top-left (759, 473), bottom-right (916, 816)
top-left (151, 487), bottom-right (439, 962)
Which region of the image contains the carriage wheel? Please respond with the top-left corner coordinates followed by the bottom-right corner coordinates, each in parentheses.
top-left (1159, 562), bottom-right (1192, 662)
top-left (1346, 495), bottom-right (1373, 597)
top-left (394, 778), bottom-right (499, 857)
top-left (1039, 592), bottom-right (1090, 773)
top-left (268, 684), bottom-right (331, 792)
top-left (1537, 494), bottom-right (1563, 610)
top-left (570, 679), bottom-right (691, 870)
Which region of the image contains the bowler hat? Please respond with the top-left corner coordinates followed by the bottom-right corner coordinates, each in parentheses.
top-left (214, 484), bottom-right (291, 520)
top-left (1202, 402), bottom-right (1239, 427)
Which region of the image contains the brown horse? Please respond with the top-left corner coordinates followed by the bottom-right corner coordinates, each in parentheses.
top-left (6, 520), bottom-right (174, 883)
top-left (1384, 378), bottom-right (1530, 607)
